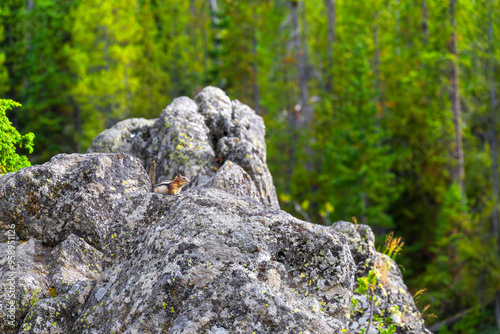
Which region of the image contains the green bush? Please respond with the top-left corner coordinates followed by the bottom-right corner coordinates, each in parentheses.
top-left (0, 99), bottom-right (34, 174)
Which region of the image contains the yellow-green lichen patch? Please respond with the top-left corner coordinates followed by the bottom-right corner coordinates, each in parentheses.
top-left (49, 287), bottom-right (57, 297)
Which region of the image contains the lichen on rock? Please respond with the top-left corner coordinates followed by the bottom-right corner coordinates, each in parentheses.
top-left (71, 179), bottom-right (356, 333)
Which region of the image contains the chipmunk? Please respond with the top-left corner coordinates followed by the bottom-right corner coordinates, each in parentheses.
top-left (149, 160), bottom-right (190, 194)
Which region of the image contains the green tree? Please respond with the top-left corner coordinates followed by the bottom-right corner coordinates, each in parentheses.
top-left (65, 0), bottom-right (147, 151)
top-left (0, 99), bottom-right (34, 173)
top-left (314, 35), bottom-right (399, 230)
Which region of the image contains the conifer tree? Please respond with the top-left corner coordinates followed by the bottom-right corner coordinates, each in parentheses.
top-left (0, 99), bottom-right (34, 173)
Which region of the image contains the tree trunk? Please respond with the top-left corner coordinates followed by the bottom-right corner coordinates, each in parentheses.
top-left (73, 105), bottom-right (82, 153)
top-left (290, 0), bottom-right (309, 129)
top-left (324, 0), bottom-right (336, 93)
top-left (208, 0), bottom-right (222, 86)
top-left (421, 0), bottom-right (429, 45)
top-left (201, 0), bottom-right (208, 74)
top-left (208, 0), bottom-right (218, 26)
top-left (208, 0), bottom-right (219, 54)
top-left (23, 0), bottom-right (34, 121)
top-left (373, 11), bottom-right (381, 107)
top-left (26, 0), bottom-right (34, 12)
top-left (488, 5), bottom-right (500, 330)
top-left (252, 22), bottom-right (261, 114)
top-left (449, 0), bottom-right (465, 194)
top-left (361, 191), bottom-right (368, 225)
top-left (488, 3), bottom-right (499, 250)
top-left (496, 291), bottom-right (500, 330)
top-left (189, 0), bottom-right (197, 17)
top-left (293, 0), bottom-right (316, 174)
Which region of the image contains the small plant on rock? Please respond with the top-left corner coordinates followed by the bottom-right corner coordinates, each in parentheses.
top-left (376, 232), bottom-right (405, 284)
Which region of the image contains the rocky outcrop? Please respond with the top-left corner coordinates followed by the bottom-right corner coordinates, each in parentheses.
top-left (1, 154), bottom-right (355, 333)
top-left (0, 152), bottom-right (143, 333)
top-left (0, 87), bottom-right (430, 333)
top-left (89, 86), bottom-right (279, 209)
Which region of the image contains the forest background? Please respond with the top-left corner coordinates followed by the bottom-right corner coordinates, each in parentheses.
top-left (1, 0), bottom-right (499, 332)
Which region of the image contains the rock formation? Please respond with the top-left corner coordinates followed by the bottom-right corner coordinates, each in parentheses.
top-left (0, 87), bottom-right (430, 333)
top-left (89, 86), bottom-right (279, 209)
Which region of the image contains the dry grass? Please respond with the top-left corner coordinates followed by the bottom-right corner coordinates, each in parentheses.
top-left (375, 232), bottom-right (405, 284)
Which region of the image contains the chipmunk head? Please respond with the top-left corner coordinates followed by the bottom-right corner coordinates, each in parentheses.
top-left (176, 174), bottom-right (190, 185)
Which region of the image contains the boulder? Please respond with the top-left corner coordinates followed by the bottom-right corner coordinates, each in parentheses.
top-left (71, 163), bottom-right (356, 334)
top-left (0, 153), bottom-right (150, 249)
top-left (88, 118), bottom-right (157, 166)
top-left (89, 86), bottom-right (279, 209)
top-left (0, 152), bottom-right (144, 332)
top-left (0, 235), bottom-right (103, 333)
top-left (1, 154), bottom-right (356, 333)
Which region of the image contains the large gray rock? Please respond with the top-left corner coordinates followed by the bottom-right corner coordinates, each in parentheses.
top-left (0, 153), bottom-right (150, 249)
top-left (0, 152), bottom-right (145, 332)
top-left (331, 222), bottom-right (431, 334)
top-left (89, 86), bottom-right (279, 209)
top-left (0, 154), bottom-right (356, 333)
top-left (72, 164), bottom-right (356, 334)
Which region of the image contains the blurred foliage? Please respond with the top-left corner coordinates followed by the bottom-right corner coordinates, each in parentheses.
top-left (1, 0), bottom-right (499, 331)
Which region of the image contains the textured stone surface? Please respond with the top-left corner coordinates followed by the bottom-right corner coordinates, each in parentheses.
top-left (0, 234), bottom-right (102, 333)
top-left (19, 281), bottom-right (94, 334)
top-left (331, 221), bottom-right (431, 334)
top-left (72, 188), bottom-right (355, 334)
top-left (47, 234), bottom-right (103, 294)
top-left (0, 154), bottom-right (357, 333)
top-left (89, 86), bottom-right (279, 209)
top-left (88, 118), bottom-right (157, 166)
top-left (199, 160), bottom-right (261, 204)
top-left (0, 153), bottom-right (150, 249)
top-left (151, 96), bottom-right (216, 187)
top-left (0, 239), bottom-right (50, 334)
top-left (0, 153), bottom-right (144, 332)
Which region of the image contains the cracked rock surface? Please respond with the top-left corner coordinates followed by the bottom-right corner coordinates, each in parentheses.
top-left (0, 235), bottom-right (103, 334)
top-left (0, 152), bottom-right (150, 249)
